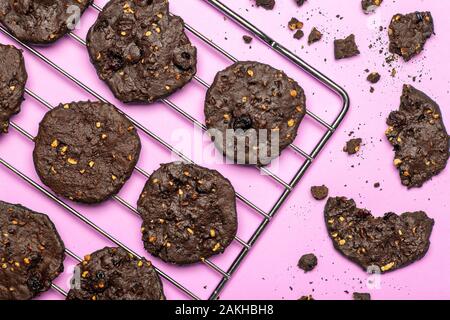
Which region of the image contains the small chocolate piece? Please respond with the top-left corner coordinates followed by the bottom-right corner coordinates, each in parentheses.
top-left (367, 72), bottom-right (381, 84)
top-left (299, 295), bottom-right (314, 300)
top-left (0, 0), bottom-right (92, 44)
top-left (138, 162), bottom-right (238, 265)
top-left (361, 0), bottom-right (383, 13)
top-left (255, 0), bottom-right (275, 10)
top-left (325, 197), bottom-right (434, 273)
top-left (308, 27), bottom-right (323, 45)
top-left (388, 12), bottom-right (434, 62)
top-left (0, 43), bottom-right (27, 135)
top-left (205, 61), bottom-right (307, 166)
top-left (386, 85), bottom-right (449, 188)
top-left (294, 30), bottom-right (304, 40)
top-left (33, 101), bottom-right (141, 203)
top-left (353, 292), bottom-right (371, 300)
top-left (0, 201), bottom-right (65, 300)
top-left (86, 0), bottom-right (197, 103)
top-left (243, 35), bottom-right (253, 44)
top-left (295, 0), bottom-right (307, 6)
top-left (334, 34), bottom-right (360, 60)
top-left (344, 138), bottom-right (362, 155)
top-left (311, 185), bottom-right (329, 200)
top-left (66, 247), bottom-right (165, 300)
top-left (288, 17), bottom-right (303, 31)
top-left (298, 253), bottom-right (318, 272)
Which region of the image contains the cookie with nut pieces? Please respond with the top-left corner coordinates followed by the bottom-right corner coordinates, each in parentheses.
top-left (137, 162), bottom-right (238, 265)
top-left (386, 85), bottom-right (449, 188)
top-left (325, 197), bottom-right (434, 273)
top-left (66, 247), bottom-right (165, 300)
top-left (0, 201), bottom-right (65, 300)
top-left (0, 0), bottom-right (92, 44)
top-left (33, 101), bottom-right (141, 203)
top-left (86, 0), bottom-right (197, 103)
top-left (0, 43), bottom-right (27, 135)
top-left (204, 61), bottom-right (307, 166)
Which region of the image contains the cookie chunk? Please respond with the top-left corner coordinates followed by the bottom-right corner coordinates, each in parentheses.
top-left (66, 247), bottom-right (165, 300)
top-left (308, 27), bottom-right (323, 45)
top-left (0, 0), bottom-right (92, 44)
top-left (388, 12), bottom-right (434, 62)
top-left (255, 0), bottom-right (275, 10)
top-left (205, 61), bottom-right (307, 166)
top-left (0, 44), bottom-right (27, 135)
top-left (86, 0), bottom-right (197, 103)
top-left (311, 185), bottom-right (329, 200)
top-left (362, 0), bottom-right (383, 13)
top-left (325, 197), bottom-right (434, 273)
top-left (367, 72), bottom-right (381, 84)
top-left (0, 201), bottom-right (65, 300)
top-left (344, 138), bottom-right (362, 155)
top-left (334, 34), bottom-right (360, 60)
top-left (353, 292), bottom-right (371, 300)
top-left (138, 162), bottom-right (237, 265)
top-left (386, 85), bottom-right (449, 188)
top-left (298, 253), bottom-right (317, 272)
top-left (295, 0), bottom-right (307, 7)
top-left (33, 101), bottom-right (141, 203)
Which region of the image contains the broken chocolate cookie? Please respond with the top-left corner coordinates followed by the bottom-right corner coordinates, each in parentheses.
top-left (255, 0), bottom-right (275, 10)
top-left (308, 27), bottom-right (323, 45)
top-left (334, 34), bottom-right (360, 60)
top-left (86, 0), bottom-right (197, 103)
top-left (325, 197), bottom-right (434, 273)
top-left (137, 162), bottom-right (238, 265)
top-left (0, 201), bottom-right (65, 300)
top-left (344, 138), bottom-right (362, 155)
top-left (33, 101), bottom-right (141, 203)
top-left (362, 0), bottom-right (383, 14)
top-left (386, 85), bottom-right (449, 188)
top-left (0, 43), bottom-right (27, 135)
top-left (367, 72), bottom-right (381, 84)
top-left (311, 185), bottom-right (329, 200)
top-left (298, 253), bottom-right (318, 272)
top-left (66, 247), bottom-right (165, 300)
top-left (388, 12), bottom-right (434, 62)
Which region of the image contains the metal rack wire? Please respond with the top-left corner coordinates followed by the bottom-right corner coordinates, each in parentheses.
top-left (0, 0), bottom-right (349, 300)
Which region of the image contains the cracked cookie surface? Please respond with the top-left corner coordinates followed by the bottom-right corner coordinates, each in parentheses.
top-left (86, 0), bottom-right (197, 103)
top-left (138, 162), bottom-right (237, 265)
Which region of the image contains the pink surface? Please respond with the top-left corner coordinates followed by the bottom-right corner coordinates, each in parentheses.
top-left (0, 0), bottom-right (449, 300)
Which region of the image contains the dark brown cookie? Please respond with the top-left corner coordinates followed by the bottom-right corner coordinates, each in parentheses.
top-left (311, 185), bottom-right (329, 200)
top-left (137, 162), bottom-right (238, 265)
top-left (298, 253), bottom-right (317, 272)
top-left (361, 0), bottom-right (383, 13)
top-left (0, 0), bottom-right (92, 45)
top-left (0, 201), bottom-right (65, 300)
top-left (308, 27), bottom-right (323, 45)
top-left (255, 0), bottom-right (275, 10)
top-left (243, 35), bottom-right (253, 44)
top-left (353, 292), bottom-right (371, 300)
top-left (33, 101), bottom-right (141, 203)
top-left (204, 61), bottom-right (307, 166)
top-left (325, 197), bottom-right (434, 273)
top-left (334, 34), bottom-right (360, 60)
top-left (86, 0), bottom-right (197, 103)
top-left (0, 43), bottom-right (27, 135)
top-left (344, 138), bottom-right (362, 155)
top-left (66, 247), bottom-right (165, 300)
top-left (367, 72), bottom-right (381, 84)
top-left (388, 12), bottom-right (434, 62)
top-left (386, 85), bottom-right (449, 188)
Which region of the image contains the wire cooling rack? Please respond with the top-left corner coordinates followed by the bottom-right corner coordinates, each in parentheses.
top-left (0, 0), bottom-right (349, 300)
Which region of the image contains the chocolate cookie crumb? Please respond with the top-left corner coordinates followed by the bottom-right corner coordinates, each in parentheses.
top-left (311, 185), bottom-right (329, 200)
top-left (298, 253), bottom-right (318, 272)
top-left (288, 18), bottom-right (304, 31)
top-left (255, 0), bottom-right (275, 10)
top-left (353, 292), bottom-right (371, 300)
top-left (299, 295), bottom-right (315, 300)
top-left (243, 35), bottom-right (253, 44)
top-left (334, 34), bottom-right (360, 59)
top-left (295, 0), bottom-right (307, 6)
top-left (362, 0), bottom-right (383, 14)
top-left (367, 72), bottom-right (381, 84)
top-left (308, 28), bottom-right (323, 45)
top-left (294, 30), bottom-right (304, 40)
top-left (344, 138), bottom-right (362, 155)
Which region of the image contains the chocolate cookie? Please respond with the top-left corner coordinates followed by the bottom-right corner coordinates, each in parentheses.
top-left (325, 197), bottom-right (434, 273)
top-left (298, 253), bottom-right (317, 272)
top-left (344, 138), bottom-right (362, 155)
top-left (86, 0), bottom-right (197, 103)
top-left (255, 0), bottom-right (275, 10)
top-left (33, 101), bottom-right (141, 203)
top-left (386, 85), bottom-right (449, 188)
top-left (311, 185), bottom-right (329, 200)
top-left (137, 162), bottom-right (238, 265)
top-left (204, 61), bottom-right (307, 166)
top-left (361, 0), bottom-right (383, 14)
top-left (367, 72), bottom-right (381, 84)
top-left (0, 201), bottom-right (65, 300)
top-left (388, 12), bottom-right (434, 62)
top-left (66, 247), bottom-right (165, 300)
top-left (0, 0), bottom-right (92, 45)
top-left (0, 43), bottom-right (27, 135)
top-left (334, 34), bottom-right (360, 60)
top-left (308, 27), bottom-right (322, 45)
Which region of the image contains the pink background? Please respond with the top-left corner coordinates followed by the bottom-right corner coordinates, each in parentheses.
top-left (1, 0), bottom-right (449, 300)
